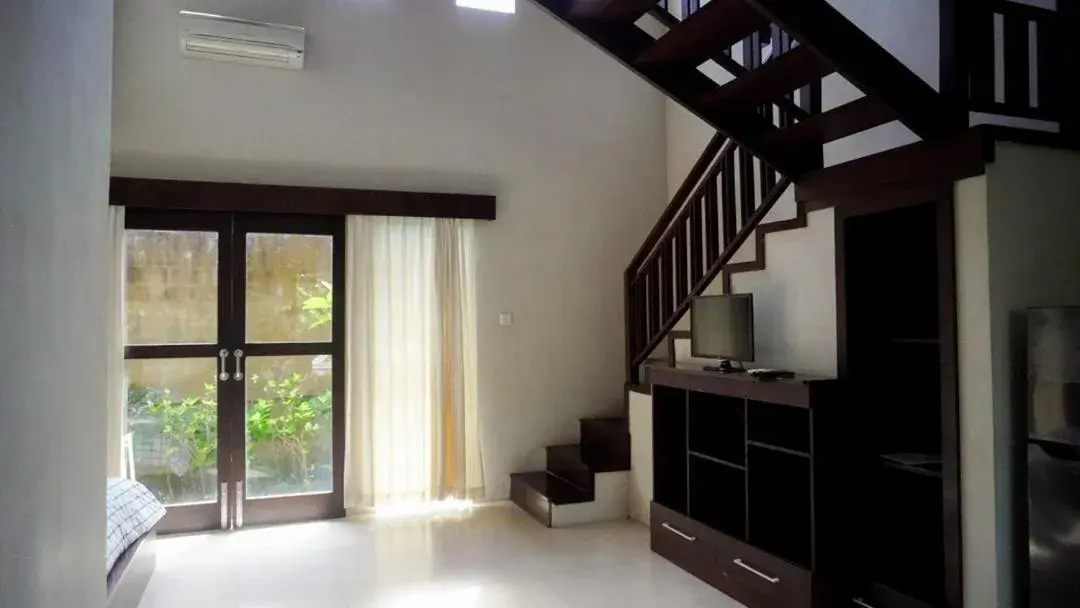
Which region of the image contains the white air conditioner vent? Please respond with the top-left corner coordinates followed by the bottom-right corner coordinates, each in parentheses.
top-left (180, 11), bottom-right (305, 70)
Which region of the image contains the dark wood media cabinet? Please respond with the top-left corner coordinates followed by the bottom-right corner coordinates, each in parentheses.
top-left (647, 363), bottom-right (840, 608)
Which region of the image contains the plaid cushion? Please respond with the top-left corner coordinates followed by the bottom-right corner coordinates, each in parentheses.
top-left (106, 478), bottom-right (166, 572)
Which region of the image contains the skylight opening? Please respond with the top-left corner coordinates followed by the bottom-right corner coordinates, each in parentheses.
top-left (456, 0), bottom-right (515, 14)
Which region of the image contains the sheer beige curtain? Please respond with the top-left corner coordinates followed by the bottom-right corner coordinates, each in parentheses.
top-left (106, 205), bottom-right (126, 477)
top-left (344, 215), bottom-right (482, 509)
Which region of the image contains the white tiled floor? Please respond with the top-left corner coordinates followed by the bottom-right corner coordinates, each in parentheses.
top-left (139, 504), bottom-right (744, 607)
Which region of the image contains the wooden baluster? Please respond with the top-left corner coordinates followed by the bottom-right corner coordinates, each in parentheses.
top-left (630, 278), bottom-right (639, 358)
top-left (777, 26), bottom-right (798, 128)
top-left (969, 6), bottom-right (995, 108)
top-left (659, 241), bottom-right (673, 327)
top-left (689, 194), bottom-right (703, 284)
top-left (1037, 18), bottom-right (1062, 123)
top-left (1063, 0), bottom-right (1080, 142)
top-left (759, 156), bottom-right (776, 198)
top-left (1003, 14), bottom-right (1031, 112)
top-left (738, 147), bottom-right (756, 227)
top-left (675, 216), bottom-right (689, 304)
top-left (704, 180), bottom-right (720, 267)
top-left (722, 153), bottom-right (737, 246)
top-left (648, 260), bottom-right (660, 343)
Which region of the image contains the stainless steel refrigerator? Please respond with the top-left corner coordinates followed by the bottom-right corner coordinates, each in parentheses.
top-left (1028, 307), bottom-right (1080, 608)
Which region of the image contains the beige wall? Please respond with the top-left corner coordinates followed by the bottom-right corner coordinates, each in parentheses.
top-left (112, 0), bottom-right (668, 500)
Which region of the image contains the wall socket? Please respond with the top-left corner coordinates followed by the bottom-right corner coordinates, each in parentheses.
top-left (499, 312), bottom-right (514, 327)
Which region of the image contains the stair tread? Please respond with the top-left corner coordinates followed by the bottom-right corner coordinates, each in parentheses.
top-left (762, 96), bottom-right (896, 151)
top-left (701, 46), bottom-right (833, 110)
top-left (570, 0), bottom-right (660, 22)
top-left (746, 0), bottom-right (960, 139)
top-left (637, 0), bottom-right (769, 65)
top-left (510, 472), bottom-right (593, 505)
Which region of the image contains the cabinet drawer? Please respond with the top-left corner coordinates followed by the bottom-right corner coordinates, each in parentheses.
top-left (650, 503), bottom-right (722, 587)
top-left (712, 530), bottom-right (811, 608)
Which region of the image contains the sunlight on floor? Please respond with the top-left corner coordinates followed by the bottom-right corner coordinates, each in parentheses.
top-left (373, 498), bottom-right (474, 520)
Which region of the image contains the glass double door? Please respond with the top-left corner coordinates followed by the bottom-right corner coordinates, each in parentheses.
top-left (124, 210), bottom-right (345, 533)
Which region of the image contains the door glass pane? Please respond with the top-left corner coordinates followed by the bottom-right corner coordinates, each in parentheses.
top-left (126, 359), bottom-right (218, 505)
top-left (125, 230), bottom-right (218, 345)
top-left (245, 355), bottom-right (334, 498)
top-left (246, 233), bottom-right (333, 343)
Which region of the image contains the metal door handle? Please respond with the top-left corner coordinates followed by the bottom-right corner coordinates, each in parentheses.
top-left (661, 522), bottom-right (696, 542)
top-left (233, 349), bottom-right (244, 381)
top-left (853, 599), bottom-right (876, 608)
top-left (219, 349), bottom-right (229, 381)
top-left (220, 482), bottom-right (229, 529)
top-left (733, 558), bottom-right (780, 584)
top-left (235, 481), bottom-right (244, 528)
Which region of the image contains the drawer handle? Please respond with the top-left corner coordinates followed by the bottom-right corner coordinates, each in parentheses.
top-left (853, 600), bottom-right (876, 608)
top-left (661, 522), bottom-right (696, 542)
top-left (733, 558), bottom-right (780, 584)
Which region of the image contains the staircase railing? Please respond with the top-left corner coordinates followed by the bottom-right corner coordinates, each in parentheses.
top-left (624, 134), bottom-right (792, 385)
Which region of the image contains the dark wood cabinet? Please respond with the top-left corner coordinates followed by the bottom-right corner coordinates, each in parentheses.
top-left (647, 364), bottom-right (839, 608)
top-left (835, 193), bottom-right (962, 608)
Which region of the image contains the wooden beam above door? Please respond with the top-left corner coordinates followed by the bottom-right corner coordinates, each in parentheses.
top-left (110, 177), bottom-right (497, 220)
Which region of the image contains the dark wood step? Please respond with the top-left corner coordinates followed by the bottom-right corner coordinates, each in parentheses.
top-left (546, 444), bottom-right (594, 492)
top-left (700, 45), bottom-right (833, 111)
top-left (511, 471), bottom-right (593, 505)
top-left (636, 0), bottom-right (769, 66)
top-left (530, 0), bottom-right (803, 175)
top-left (761, 95), bottom-right (896, 153)
top-left (580, 417), bottom-right (631, 472)
top-left (569, 0), bottom-right (660, 22)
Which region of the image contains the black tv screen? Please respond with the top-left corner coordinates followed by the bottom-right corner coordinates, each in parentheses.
top-left (691, 294), bottom-right (755, 362)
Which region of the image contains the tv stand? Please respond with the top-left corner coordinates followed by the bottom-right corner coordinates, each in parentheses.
top-left (702, 359), bottom-right (746, 374)
top-left (646, 363), bottom-right (838, 608)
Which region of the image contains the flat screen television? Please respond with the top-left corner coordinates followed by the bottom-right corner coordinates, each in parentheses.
top-left (691, 294), bottom-right (755, 362)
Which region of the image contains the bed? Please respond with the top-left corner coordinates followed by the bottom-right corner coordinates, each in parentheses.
top-left (107, 478), bottom-right (165, 608)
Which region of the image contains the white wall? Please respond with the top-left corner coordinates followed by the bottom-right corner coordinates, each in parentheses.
top-left (954, 145), bottom-right (1080, 608)
top-left (954, 175), bottom-right (997, 608)
top-left (628, 390), bottom-right (653, 524)
top-left (0, 1), bottom-right (113, 606)
top-left (986, 143), bottom-right (1080, 606)
top-left (111, 0), bottom-right (668, 500)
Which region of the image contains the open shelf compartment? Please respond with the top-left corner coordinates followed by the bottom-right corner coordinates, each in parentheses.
top-left (689, 454), bottom-right (747, 540)
top-left (747, 444), bottom-right (812, 568)
top-left (747, 401), bottom-right (810, 455)
top-left (689, 391), bottom-right (745, 467)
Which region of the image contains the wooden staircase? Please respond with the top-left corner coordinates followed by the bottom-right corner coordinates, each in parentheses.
top-left (530, 0), bottom-right (963, 178)
top-left (512, 0), bottom-right (968, 525)
top-left (510, 417), bottom-right (631, 527)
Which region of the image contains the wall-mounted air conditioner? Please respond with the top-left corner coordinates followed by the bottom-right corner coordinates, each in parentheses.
top-left (179, 10), bottom-right (305, 70)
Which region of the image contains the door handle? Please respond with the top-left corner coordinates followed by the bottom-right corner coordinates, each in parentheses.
top-left (218, 349), bottom-right (229, 381)
top-left (733, 558), bottom-right (780, 584)
top-left (220, 482), bottom-right (229, 529)
top-left (233, 349), bottom-right (245, 381)
top-left (235, 481), bottom-right (244, 529)
top-left (661, 522), bottom-right (696, 542)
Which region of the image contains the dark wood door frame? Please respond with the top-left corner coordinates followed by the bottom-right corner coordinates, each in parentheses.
top-left (228, 213), bottom-right (347, 527)
top-left (834, 188), bottom-right (963, 608)
top-left (124, 209), bottom-right (348, 533)
top-left (110, 177), bottom-right (497, 220)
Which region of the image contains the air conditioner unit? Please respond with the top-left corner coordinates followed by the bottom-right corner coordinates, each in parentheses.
top-left (179, 11), bottom-right (305, 70)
